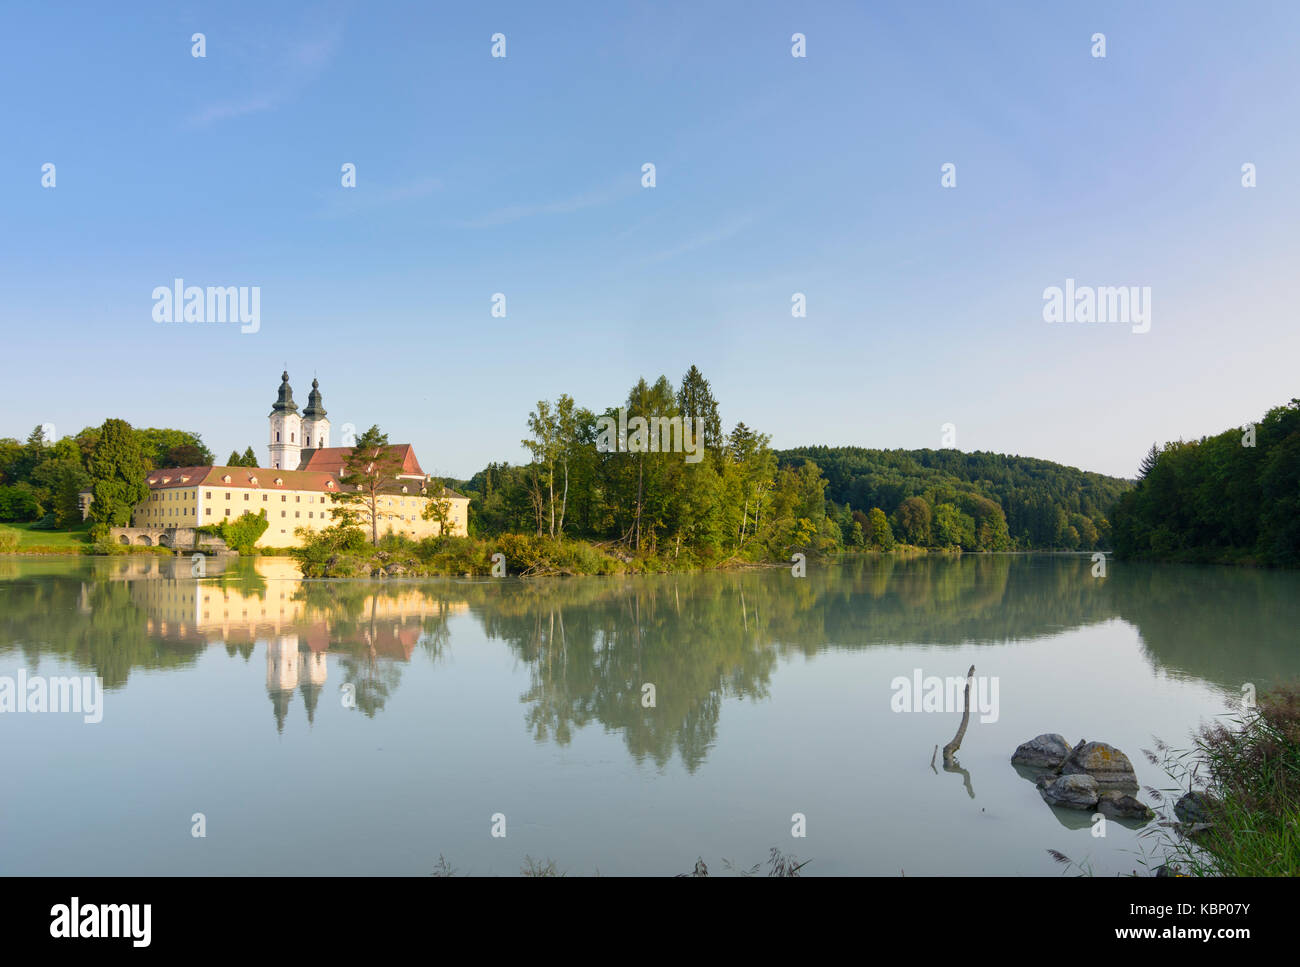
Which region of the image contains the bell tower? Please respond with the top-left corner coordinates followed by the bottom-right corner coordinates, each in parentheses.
top-left (301, 378), bottom-right (330, 451)
top-left (268, 371), bottom-right (302, 470)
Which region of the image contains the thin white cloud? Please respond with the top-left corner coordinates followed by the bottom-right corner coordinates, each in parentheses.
top-left (187, 22), bottom-right (342, 128)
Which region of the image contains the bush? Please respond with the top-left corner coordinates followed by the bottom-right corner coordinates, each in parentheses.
top-left (0, 527), bottom-right (19, 553)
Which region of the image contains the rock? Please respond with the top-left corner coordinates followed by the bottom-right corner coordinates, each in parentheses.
top-left (1154, 863), bottom-right (1182, 877)
top-left (1098, 790), bottom-right (1154, 821)
top-left (1038, 774), bottom-right (1100, 809)
top-left (1012, 733), bottom-right (1073, 769)
top-left (1174, 791), bottom-right (1220, 825)
top-left (1059, 740), bottom-right (1138, 789)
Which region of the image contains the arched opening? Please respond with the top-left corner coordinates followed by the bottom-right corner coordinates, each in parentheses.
top-left (136, 534), bottom-right (153, 546)
top-left (158, 533), bottom-right (172, 548)
top-left (118, 534), bottom-right (130, 545)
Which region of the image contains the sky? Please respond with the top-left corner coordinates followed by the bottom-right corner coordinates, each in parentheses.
top-left (2, 0), bottom-right (1299, 481)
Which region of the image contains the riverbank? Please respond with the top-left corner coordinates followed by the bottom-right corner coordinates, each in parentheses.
top-left (1151, 683), bottom-right (1300, 876)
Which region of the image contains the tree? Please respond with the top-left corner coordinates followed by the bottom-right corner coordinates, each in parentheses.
top-left (241, 446), bottom-right (258, 467)
top-left (162, 443), bottom-right (209, 468)
top-left (212, 510), bottom-right (269, 554)
top-left (136, 428), bottom-right (214, 470)
top-left (88, 419), bottom-right (150, 528)
top-left (1138, 443), bottom-right (1160, 480)
top-left (895, 497), bottom-right (932, 546)
top-left (420, 478), bottom-right (458, 542)
top-left (676, 365), bottom-right (723, 452)
top-left (329, 425), bottom-right (405, 545)
top-left (867, 507), bottom-right (894, 549)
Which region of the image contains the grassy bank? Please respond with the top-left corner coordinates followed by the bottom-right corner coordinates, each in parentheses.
top-left (0, 521), bottom-right (93, 553)
top-left (1150, 684), bottom-right (1300, 876)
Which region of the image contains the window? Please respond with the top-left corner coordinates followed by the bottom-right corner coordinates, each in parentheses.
top-left (225, 492), bottom-right (231, 500)
top-left (295, 511), bottom-right (300, 518)
top-left (308, 512), bottom-right (314, 518)
top-left (276, 432), bottom-right (280, 442)
top-left (281, 495), bottom-right (287, 502)
top-left (281, 511), bottom-right (286, 518)
top-left (225, 509), bottom-right (230, 517)
top-left (291, 433), bottom-right (295, 442)
top-left (205, 492), bottom-right (211, 499)
top-left (244, 494), bottom-right (249, 501)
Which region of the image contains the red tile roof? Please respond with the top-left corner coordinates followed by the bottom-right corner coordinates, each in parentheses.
top-left (300, 444), bottom-right (425, 478)
top-left (146, 466), bottom-right (341, 492)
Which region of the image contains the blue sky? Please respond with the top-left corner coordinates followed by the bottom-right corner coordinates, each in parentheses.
top-left (3, 1), bottom-right (1298, 480)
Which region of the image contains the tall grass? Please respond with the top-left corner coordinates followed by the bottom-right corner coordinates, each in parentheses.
top-left (1144, 684), bottom-right (1300, 876)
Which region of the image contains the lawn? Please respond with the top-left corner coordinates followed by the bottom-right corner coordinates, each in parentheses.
top-left (5, 521), bottom-right (93, 551)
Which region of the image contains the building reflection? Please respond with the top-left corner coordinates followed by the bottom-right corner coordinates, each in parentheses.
top-left (116, 556), bottom-right (466, 731)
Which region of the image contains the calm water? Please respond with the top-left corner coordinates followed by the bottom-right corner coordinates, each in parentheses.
top-left (2, 553), bottom-right (1298, 876)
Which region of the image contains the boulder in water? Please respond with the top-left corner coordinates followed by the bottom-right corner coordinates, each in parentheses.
top-left (1012, 733), bottom-right (1072, 769)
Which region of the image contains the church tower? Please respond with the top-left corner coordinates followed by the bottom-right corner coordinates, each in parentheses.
top-left (268, 371), bottom-right (303, 470)
top-left (301, 378), bottom-right (330, 452)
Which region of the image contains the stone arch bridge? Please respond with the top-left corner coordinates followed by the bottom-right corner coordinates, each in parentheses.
top-left (108, 527), bottom-right (233, 554)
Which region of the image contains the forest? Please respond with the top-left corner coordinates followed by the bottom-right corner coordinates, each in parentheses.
top-left (457, 367), bottom-right (1131, 561)
top-left (777, 445), bottom-right (1131, 552)
top-left (1111, 397), bottom-right (1300, 566)
top-left (0, 423), bottom-right (215, 528)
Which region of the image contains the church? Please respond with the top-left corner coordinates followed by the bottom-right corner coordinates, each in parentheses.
top-left (128, 372), bottom-right (469, 548)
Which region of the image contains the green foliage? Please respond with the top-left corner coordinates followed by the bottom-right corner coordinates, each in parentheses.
top-left (867, 507), bottom-right (894, 549)
top-left (780, 445), bottom-right (1123, 550)
top-left (209, 510), bottom-right (270, 554)
top-left (135, 427), bottom-right (214, 469)
top-left (2, 420), bottom-right (211, 532)
top-left (88, 419), bottom-right (150, 528)
top-left (226, 446), bottom-right (260, 467)
top-left (331, 425), bottom-right (406, 545)
top-left (1111, 398), bottom-right (1300, 565)
top-left (0, 526), bottom-right (19, 552)
top-left (0, 482), bottom-right (42, 522)
top-left (460, 367), bottom-right (846, 567)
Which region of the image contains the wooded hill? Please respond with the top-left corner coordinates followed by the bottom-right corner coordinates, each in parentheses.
top-left (778, 446), bottom-right (1131, 550)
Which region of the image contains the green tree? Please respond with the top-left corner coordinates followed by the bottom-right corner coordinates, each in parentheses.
top-left (676, 365), bottom-right (724, 452)
top-left (214, 510), bottom-right (269, 554)
top-left (88, 419), bottom-right (149, 527)
top-left (329, 425), bottom-right (405, 545)
top-left (895, 496), bottom-right (932, 546)
top-left (867, 507), bottom-right (894, 549)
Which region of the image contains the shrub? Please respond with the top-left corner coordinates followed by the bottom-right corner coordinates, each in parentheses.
top-left (0, 527), bottom-right (19, 553)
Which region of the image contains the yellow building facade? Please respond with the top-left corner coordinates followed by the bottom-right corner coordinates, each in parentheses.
top-left (129, 374), bottom-right (468, 548)
top-left (132, 466), bottom-right (469, 548)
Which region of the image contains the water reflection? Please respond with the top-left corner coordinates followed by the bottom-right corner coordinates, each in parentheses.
top-left (2, 554), bottom-right (1298, 760)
